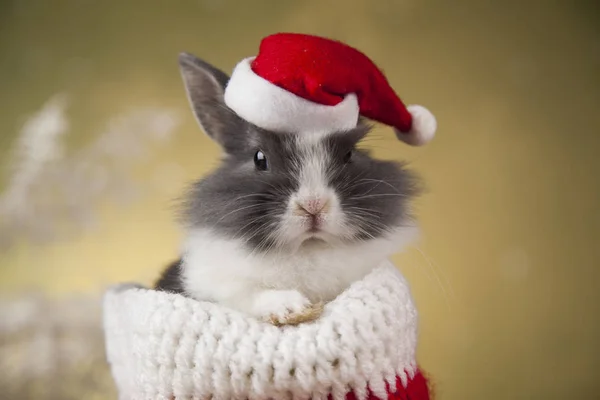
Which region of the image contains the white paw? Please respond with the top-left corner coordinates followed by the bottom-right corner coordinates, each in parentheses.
top-left (251, 289), bottom-right (322, 326)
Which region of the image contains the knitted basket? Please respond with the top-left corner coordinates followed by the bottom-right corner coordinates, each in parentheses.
top-left (103, 261), bottom-right (431, 400)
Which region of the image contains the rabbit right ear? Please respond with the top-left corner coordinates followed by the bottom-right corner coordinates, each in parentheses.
top-left (178, 52), bottom-right (246, 151)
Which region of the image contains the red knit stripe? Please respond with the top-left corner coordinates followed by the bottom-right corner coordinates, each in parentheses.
top-left (326, 369), bottom-right (430, 400)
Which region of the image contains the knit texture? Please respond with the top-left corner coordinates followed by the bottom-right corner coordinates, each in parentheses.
top-left (103, 261), bottom-right (430, 400)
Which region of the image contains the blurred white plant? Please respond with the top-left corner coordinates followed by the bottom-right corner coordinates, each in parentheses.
top-left (0, 92), bottom-right (182, 249)
top-left (0, 293), bottom-right (115, 399)
top-left (1, 94), bottom-right (69, 220)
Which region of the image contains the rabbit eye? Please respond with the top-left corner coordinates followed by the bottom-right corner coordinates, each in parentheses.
top-left (343, 150), bottom-right (353, 164)
top-left (254, 150), bottom-right (268, 171)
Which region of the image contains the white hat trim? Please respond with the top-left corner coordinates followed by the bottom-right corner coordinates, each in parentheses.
top-left (224, 57), bottom-right (360, 135)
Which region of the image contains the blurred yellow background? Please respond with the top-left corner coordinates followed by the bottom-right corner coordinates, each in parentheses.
top-left (1, 0), bottom-right (599, 399)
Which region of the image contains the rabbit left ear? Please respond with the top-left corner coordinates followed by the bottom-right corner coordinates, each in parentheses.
top-left (178, 52), bottom-right (247, 152)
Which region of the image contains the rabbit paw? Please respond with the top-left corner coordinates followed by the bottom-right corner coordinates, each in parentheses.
top-left (252, 289), bottom-right (323, 326)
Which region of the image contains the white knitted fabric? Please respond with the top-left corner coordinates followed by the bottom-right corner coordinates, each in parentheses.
top-left (103, 261), bottom-right (419, 400)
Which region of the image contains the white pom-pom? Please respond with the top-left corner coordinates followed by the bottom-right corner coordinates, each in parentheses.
top-left (394, 105), bottom-right (437, 146)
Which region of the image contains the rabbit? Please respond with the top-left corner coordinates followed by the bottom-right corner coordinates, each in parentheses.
top-left (155, 53), bottom-right (422, 325)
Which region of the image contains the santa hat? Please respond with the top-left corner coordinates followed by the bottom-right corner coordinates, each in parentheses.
top-left (103, 262), bottom-right (432, 399)
top-left (224, 33), bottom-right (436, 146)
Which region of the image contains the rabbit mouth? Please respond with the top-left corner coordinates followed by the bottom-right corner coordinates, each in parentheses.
top-left (301, 236), bottom-right (327, 246)
top-left (297, 228), bottom-right (348, 248)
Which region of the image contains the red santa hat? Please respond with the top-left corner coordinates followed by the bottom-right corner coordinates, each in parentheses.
top-left (224, 33), bottom-right (436, 146)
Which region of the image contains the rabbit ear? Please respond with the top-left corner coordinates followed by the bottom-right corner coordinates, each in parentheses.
top-left (178, 53), bottom-right (247, 151)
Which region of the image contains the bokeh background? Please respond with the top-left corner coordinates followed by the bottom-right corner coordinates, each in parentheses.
top-left (1, 0), bottom-right (599, 399)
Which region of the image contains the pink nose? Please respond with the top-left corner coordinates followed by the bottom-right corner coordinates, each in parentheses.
top-left (296, 197), bottom-right (329, 215)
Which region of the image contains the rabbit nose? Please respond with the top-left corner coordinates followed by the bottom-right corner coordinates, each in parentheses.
top-left (295, 197), bottom-right (330, 216)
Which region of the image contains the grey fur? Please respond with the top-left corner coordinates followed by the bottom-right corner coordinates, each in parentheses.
top-left (179, 52), bottom-right (248, 153)
top-left (178, 53), bottom-right (421, 252)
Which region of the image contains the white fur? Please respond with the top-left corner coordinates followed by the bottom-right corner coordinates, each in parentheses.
top-left (181, 225), bottom-right (417, 320)
top-left (252, 289), bottom-right (311, 321)
top-left (104, 262), bottom-right (421, 399)
top-left (224, 57), bottom-right (360, 135)
top-left (279, 137), bottom-right (350, 247)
